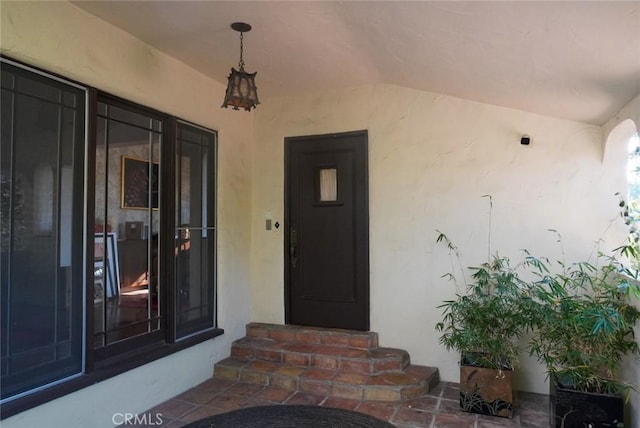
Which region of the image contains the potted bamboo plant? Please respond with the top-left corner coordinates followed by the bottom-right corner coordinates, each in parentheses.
top-left (435, 232), bottom-right (537, 418)
top-left (526, 239), bottom-right (640, 428)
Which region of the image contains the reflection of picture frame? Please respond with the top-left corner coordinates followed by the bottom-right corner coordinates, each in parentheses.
top-left (94, 233), bottom-right (120, 297)
top-left (94, 261), bottom-right (105, 302)
top-left (121, 156), bottom-right (159, 209)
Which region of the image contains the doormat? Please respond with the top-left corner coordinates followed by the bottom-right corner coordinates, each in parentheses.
top-left (182, 405), bottom-right (395, 428)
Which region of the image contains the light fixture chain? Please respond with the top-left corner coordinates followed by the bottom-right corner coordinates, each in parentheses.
top-left (238, 32), bottom-right (245, 70)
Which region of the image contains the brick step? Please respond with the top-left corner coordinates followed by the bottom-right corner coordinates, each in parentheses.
top-left (231, 336), bottom-right (410, 375)
top-left (246, 323), bottom-right (379, 349)
top-left (214, 357), bottom-right (439, 402)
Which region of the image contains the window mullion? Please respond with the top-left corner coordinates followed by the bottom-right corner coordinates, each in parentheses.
top-left (54, 91), bottom-right (63, 363)
top-left (164, 117), bottom-right (177, 344)
top-left (5, 80), bottom-right (18, 379)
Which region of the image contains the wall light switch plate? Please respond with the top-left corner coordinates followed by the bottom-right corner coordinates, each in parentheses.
top-left (265, 219), bottom-right (272, 230)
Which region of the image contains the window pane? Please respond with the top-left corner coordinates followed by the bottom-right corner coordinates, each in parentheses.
top-left (93, 101), bottom-right (162, 348)
top-left (63, 92), bottom-right (76, 108)
top-left (175, 123), bottom-right (216, 339)
top-left (107, 105), bottom-right (154, 131)
top-left (1, 61), bottom-right (85, 400)
top-left (16, 74), bottom-right (60, 103)
top-left (33, 165), bottom-right (54, 234)
top-left (178, 126), bottom-right (202, 145)
top-left (97, 101), bottom-right (107, 116)
top-left (319, 168), bottom-right (338, 202)
top-left (1, 71), bottom-right (15, 89)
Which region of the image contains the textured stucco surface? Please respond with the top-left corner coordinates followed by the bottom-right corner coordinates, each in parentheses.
top-left (1, 2), bottom-right (252, 427)
top-left (251, 83), bottom-right (631, 396)
top-left (72, 1), bottom-right (640, 125)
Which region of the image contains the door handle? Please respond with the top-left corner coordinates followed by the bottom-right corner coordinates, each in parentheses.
top-left (290, 227), bottom-right (298, 269)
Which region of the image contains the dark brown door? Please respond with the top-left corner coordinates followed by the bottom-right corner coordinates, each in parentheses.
top-left (285, 131), bottom-right (369, 331)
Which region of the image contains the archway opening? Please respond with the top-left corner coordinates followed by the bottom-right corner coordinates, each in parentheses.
top-left (625, 132), bottom-right (640, 268)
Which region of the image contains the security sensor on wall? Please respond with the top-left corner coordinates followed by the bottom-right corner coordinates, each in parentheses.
top-left (520, 135), bottom-right (531, 145)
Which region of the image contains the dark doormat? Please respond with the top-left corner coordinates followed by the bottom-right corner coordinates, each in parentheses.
top-left (182, 405), bottom-right (395, 428)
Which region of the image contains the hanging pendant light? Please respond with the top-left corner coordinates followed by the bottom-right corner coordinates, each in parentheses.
top-left (221, 22), bottom-right (260, 111)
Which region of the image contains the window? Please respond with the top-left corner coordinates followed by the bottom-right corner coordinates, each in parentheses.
top-left (0, 58), bottom-right (220, 415)
top-left (1, 60), bottom-right (86, 400)
top-left (175, 122), bottom-right (216, 339)
top-left (318, 168), bottom-right (338, 202)
top-left (93, 98), bottom-right (164, 355)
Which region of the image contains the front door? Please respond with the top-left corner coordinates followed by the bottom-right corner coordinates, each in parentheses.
top-left (285, 131), bottom-right (369, 331)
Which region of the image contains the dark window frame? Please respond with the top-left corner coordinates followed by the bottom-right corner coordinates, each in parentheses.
top-left (0, 57), bottom-right (87, 403)
top-left (175, 120), bottom-right (218, 340)
top-left (0, 56), bottom-right (223, 420)
top-left (90, 93), bottom-right (169, 362)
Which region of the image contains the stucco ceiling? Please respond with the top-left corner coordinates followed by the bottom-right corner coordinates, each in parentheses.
top-left (73, 1), bottom-right (640, 125)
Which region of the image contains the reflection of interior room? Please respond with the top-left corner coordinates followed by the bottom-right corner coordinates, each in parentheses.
top-left (94, 227), bottom-right (167, 346)
top-left (93, 226), bottom-right (192, 347)
top-left (93, 108), bottom-right (163, 347)
top-left (92, 105), bottom-right (204, 348)
top-left (93, 242), bottom-right (151, 347)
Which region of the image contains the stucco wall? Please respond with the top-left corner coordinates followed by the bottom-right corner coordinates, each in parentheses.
top-left (251, 84), bottom-right (630, 395)
top-left (1, 2), bottom-right (252, 427)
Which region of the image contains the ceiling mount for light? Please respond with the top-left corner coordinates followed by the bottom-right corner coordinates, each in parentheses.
top-left (221, 22), bottom-right (260, 112)
top-left (231, 22), bottom-right (252, 33)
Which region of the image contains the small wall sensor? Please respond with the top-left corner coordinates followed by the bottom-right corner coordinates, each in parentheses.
top-left (520, 135), bottom-right (531, 145)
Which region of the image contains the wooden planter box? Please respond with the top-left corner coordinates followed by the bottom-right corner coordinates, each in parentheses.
top-left (459, 363), bottom-right (513, 418)
top-left (550, 379), bottom-right (624, 428)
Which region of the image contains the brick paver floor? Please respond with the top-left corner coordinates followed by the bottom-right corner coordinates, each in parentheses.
top-left (141, 378), bottom-right (550, 428)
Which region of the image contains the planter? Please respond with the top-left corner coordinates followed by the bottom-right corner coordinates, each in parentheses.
top-left (459, 363), bottom-right (513, 418)
top-left (550, 378), bottom-right (624, 428)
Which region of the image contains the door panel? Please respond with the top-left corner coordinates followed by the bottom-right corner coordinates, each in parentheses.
top-left (285, 131), bottom-right (369, 331)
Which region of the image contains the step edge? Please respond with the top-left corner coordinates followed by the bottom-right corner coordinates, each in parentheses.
top-left (245, 323), bottom-right (380, 347)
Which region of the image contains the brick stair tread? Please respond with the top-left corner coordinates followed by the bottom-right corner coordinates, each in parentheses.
top-left (246, 323), bottom-right (378, 349)
top-left (234, 337), bottom-right (407, 359)
top-left (214, 356), bottom-right (438, 401)
top-left (232, 337), bottom-right (410, 375)
top-left (216, 357), bottom-right (427, 386)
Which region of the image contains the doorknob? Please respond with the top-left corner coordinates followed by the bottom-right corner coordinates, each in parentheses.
top-left (290, 227), bottom-right (298, 268)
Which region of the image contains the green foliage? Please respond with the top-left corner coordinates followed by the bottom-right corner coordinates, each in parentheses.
top-left (435, 233), bottom-right (537, 370)
top-left (525, 244), bottom-right (640, 398)
top-left (616, 193), bottom-right (640, 270)
top-left (435, 195), bottom-right (640, 399)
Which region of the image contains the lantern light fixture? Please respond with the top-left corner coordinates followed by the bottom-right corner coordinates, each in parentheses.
top-left (221, 22), bottom-right (260, 112)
